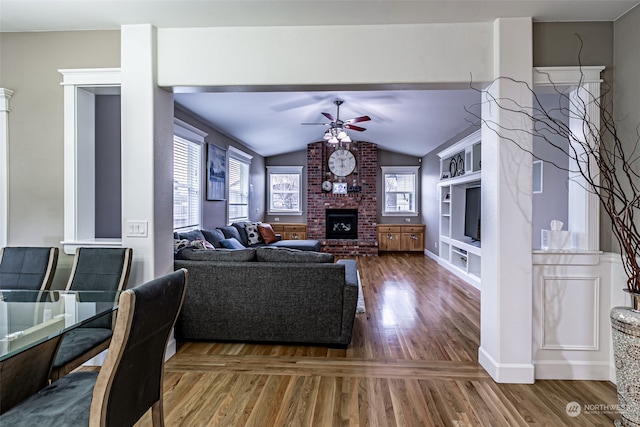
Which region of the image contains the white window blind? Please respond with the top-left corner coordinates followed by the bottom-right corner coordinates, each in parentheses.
top-left (173, 135), bottom-right (202, 230)
top-left (228, 147), bottom-right (253, 223)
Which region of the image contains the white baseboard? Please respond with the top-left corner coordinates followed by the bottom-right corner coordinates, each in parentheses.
top-left (424, 249), bottom-right (440, 262)
top-left (479, 346), bottom-right (535, 384)
top-left (534, 360), bottom-right (613, 381)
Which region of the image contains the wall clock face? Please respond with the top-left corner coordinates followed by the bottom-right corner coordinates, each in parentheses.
top-left (328, 149), bottom-right (357, 177)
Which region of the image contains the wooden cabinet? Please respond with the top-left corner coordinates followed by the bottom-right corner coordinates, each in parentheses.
top-left (401, 226), bottom-right (425, 251)
top-left (270, 223), bottom-right (307, 240)
top-left (378, 226), bottom-right (401, 251)
top-left (377, 224), bottom-right (425, 252)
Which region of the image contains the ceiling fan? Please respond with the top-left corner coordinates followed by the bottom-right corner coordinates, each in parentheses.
top-left (302, 99), bottom-right (371, 143)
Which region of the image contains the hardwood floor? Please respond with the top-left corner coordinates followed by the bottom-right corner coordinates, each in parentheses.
top-left (132, 253), bottom-right (617, 426)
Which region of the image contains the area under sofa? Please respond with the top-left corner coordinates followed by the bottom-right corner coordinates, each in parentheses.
top-left (174, 246), bottom-right (359, 347)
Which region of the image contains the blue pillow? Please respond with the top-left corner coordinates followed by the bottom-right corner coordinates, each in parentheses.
top-left (219, 237), bottom-right (245, 250)
top-left (177, 229), bottom-right (206, 242)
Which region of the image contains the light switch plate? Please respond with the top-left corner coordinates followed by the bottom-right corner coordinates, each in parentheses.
top-left (126, 220), bottom-right (148, 237)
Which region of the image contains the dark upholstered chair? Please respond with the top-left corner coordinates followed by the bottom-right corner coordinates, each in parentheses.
top-left (0, 246), bottom-right (59, 291)
top-left (50, 247), bottom-right (133, 381)
top-left (0, 268), bottom-right (188, 427)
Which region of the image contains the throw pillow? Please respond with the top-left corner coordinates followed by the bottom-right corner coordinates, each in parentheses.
top-left (190, 239), bottom-right (215, 250)
top-left (218, 226), bottom-right (245, 246)
top-left (255, 246), bottom-right (334, 263)
top-left (244, 222), bottom-right (264, 245)
top-left (231, 222), bottom-right (251, 246)
top-left (202, 228), bottom-right (226, 248)
top-left (257, 223), bottom-right (278, 244)
top-left (174, 239), bottom-right (191, 252)
top-left (176, 229), bottom-right (206, 242)
top-left (219, 237), bottom-right (245, 250)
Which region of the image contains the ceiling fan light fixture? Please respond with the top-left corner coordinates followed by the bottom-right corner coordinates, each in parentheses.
top-left (323, 131), bottom-right (332, 140)
top-left (337, 130), bottom-right (348, 140)
top-left (341, 134), bottom-right (352, 143)
top-left (327, 136), bottom-right (340, 144)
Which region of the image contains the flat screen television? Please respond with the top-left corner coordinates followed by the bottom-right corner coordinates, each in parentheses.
top-left (464, 186), bottom-right (481, 242)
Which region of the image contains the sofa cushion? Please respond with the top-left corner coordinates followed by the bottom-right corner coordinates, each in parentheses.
top-left (269, 239), bottom-right (322, 251)
top-left (244, 223), bottom-right (265, 245)
top-left (258, 223), bottom-right (278, 244)
top-left (177, 229), bottom-right (206, 242)
top-left (231, 222), bottom-right (251, 246)
top-left (201, 228), bottom-right (226, 247)
top-left (219, 237), bottom-right (246, 250)
top-left (218, 226), bottom-right (245, 246)
top-left (256, 246), bottom-right (334, 263)
top-left (178, 247), bottom-right (256, 262)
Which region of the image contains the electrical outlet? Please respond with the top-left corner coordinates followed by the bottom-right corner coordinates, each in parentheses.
top-left (274, 218), bottom-right (280, 222)
top-left (405, 218), bottom-right (411, 223)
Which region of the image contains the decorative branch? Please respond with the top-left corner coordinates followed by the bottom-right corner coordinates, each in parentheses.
top-left (465, 37), bottom-right (640, 293)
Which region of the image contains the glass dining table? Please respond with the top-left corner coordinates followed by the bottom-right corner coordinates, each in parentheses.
top-left (0, 289), bottom-right (121, 414)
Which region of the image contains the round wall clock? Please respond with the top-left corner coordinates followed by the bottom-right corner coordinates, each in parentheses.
top-left (328, 149), bottom-right (357, 177)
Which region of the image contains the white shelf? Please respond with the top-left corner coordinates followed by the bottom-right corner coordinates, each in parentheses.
top-left (437, 131), bottom-right (482, 290)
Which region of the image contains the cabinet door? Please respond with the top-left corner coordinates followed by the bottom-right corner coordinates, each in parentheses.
top-left (379, 231), bottom-right (401, 251)
top-left (283, 225), bottom-right (306, 240)
top-left (401, 232), bottom-right (424, 251)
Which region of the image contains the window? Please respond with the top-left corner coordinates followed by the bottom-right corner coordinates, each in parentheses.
top-left (173, 119), bottom-right (206, 230)
top-left (228, 146), bottom-right (253, 223)
top-left (381, 166), bottom-right (420, 216)
top-left (267, 166), bottom-right (303, 215)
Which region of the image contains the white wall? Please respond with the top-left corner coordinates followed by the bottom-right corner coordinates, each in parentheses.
top-left (157, 24), bottom-right (494, 88)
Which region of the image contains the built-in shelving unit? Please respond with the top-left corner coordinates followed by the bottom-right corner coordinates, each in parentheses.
top-left (437, 130), bottom-right (482, 289)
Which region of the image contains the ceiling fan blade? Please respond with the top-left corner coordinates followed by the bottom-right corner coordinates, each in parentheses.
top-left (301, 122), bottom-right (329, 126)
top-left (345, 124), bottom-right (367, 132)
top-left (346, 115), bottom-right (371, 124)
top-left (322, 112), bottom-right (335, 121)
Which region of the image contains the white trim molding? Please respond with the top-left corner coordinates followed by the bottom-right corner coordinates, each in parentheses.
top-left (0, 88), bottom-right (14, 247)
top-left (59, 69), bottom-right (121, 254)
top-left (266, 165), bottom-right (304, 215)
top-left (533, 66), bottom-right (604, 251)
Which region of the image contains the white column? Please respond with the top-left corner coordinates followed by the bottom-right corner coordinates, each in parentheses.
top-left (0, 89), bottom-right (13, 247)
top-left (479, 18), bottom-right (535, 383)
top-left (121, 24), bottom-right (174, 285)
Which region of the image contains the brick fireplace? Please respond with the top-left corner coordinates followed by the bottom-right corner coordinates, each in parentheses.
top-left (307, 141), bottom-right (378, 256)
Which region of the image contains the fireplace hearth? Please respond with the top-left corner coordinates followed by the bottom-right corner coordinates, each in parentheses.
top-left (326, 209), bottom-right (358, 239)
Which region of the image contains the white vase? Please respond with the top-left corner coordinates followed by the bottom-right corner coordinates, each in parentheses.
top-left (611, 291), bottom-right (640, 427)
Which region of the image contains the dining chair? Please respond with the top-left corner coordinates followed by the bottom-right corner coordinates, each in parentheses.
top-left (0, 246), bottom-right (59, 291)
top-left (50, 247), bottom-right (133, 381)
top-left (0, 268), bottom-right (188, 427)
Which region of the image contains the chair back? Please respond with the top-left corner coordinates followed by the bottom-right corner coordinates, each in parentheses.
top-left (0, 247), bottom-right (59, 291)
top-left (66, 247), bottom-right (132, 292)
top-left (89, 269), bottom-right (188, 427)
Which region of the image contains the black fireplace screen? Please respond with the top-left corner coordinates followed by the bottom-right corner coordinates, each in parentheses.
top-left (326, 209), bottom-right (358, 239)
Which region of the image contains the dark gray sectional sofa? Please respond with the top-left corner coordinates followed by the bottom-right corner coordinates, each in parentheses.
top-left (175, 222), bottom-right (321, 252)
top-left (174, 246), bottom-right (359, 347)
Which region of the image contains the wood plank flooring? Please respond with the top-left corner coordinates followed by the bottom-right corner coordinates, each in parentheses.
top-left (129, 253), bottom-right (617, 426)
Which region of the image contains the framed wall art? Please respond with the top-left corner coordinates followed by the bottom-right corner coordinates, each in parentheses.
top-left (207, 144), bottom-right (227, 200)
